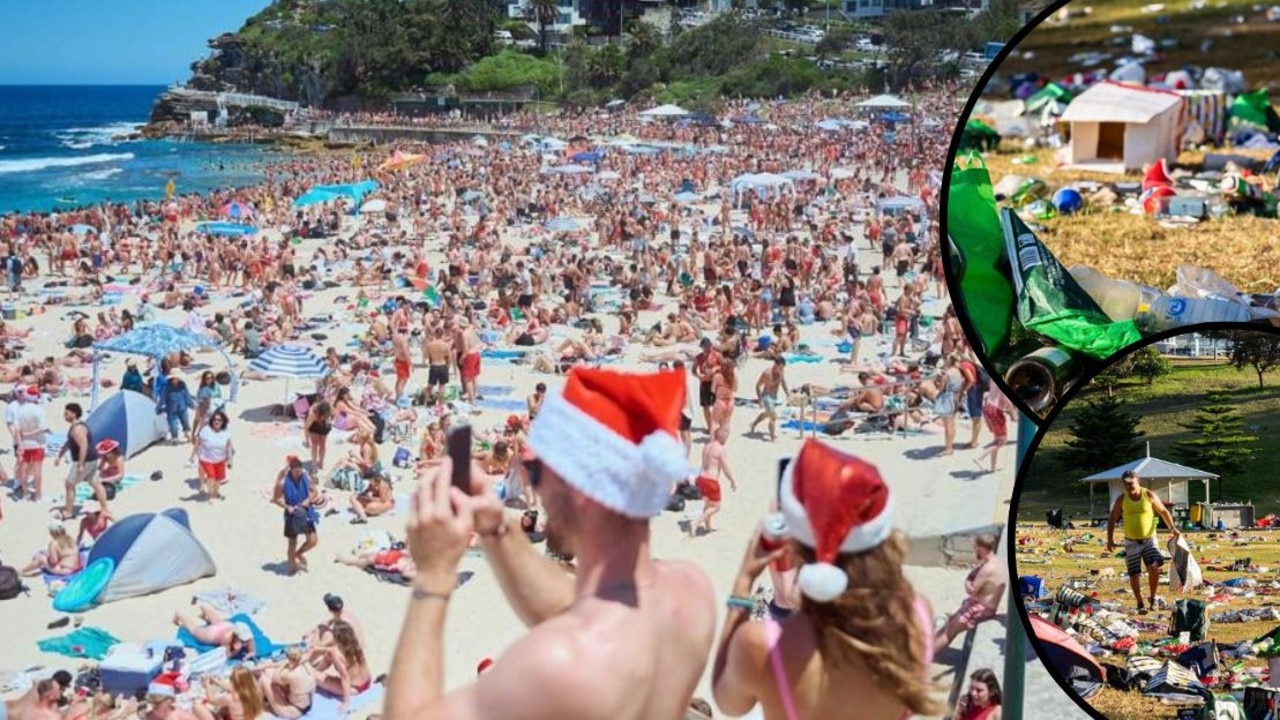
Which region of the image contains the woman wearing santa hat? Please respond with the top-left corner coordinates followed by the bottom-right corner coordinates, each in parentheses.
top-left (711, 439), bottom-right (941, 720)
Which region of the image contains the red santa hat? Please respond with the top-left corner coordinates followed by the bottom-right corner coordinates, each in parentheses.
top-left (1142, 159), bottom-right (1173, 192)
top-left (779, 439), bottom-right (894, 603)
top-left (527, 367), bottom-right (688, 519)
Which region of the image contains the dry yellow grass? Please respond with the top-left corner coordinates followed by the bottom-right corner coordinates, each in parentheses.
top-left (968, 148), bottom-right (1280, 293)
top-left (1017, 523), bottom-right (1280, 720)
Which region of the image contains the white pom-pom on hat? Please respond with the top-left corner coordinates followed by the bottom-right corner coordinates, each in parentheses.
top-left (798, 562), bottom-right (851, 603)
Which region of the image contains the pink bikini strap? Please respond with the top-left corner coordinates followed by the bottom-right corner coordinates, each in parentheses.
top-left (914, 597), bottom-right (935, 672)
top-left (764, 619), bottom-right (801, 720)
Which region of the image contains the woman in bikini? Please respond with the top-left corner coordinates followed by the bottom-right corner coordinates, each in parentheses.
top-left (309, 621), bottom-right (373, 710)
top-left (193, 667), bottom-right (267, 720)
top-left (304, 401), bottom-right (333, 470)
top-left (258, 647), bottom-right (316, 720)
top-left (348, 472), bottom-right (393, 524)
top-left (20, 521), bottom-right (83, 577)
top-left (711, 439), bottom-right (940, 720)
top-left (172, 604), bottom-right (257, 660)
top-left (711, 362), bottom-right (737, 438)
top-left (331, 387), bottom-right (377, 437)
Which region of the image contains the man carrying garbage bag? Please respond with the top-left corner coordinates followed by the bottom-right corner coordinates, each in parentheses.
top-left (1106, 470), bottom-right (1181, 615)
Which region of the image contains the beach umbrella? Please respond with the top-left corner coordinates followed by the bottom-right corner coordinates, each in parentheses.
top-left (783, 170), bottom-right (822, 181)
top-left (359, 199), bottom-right (387, 214)
top-left (674, 191), bottom-right (700, 204)
top-left (544, 164), bottom-right (594, 175)
top-left (248, 344), bottom-right (330, 405)
top-left (194, 222), bottom-right (257, 237)
top-left (220, 202), bottom-right (254, 219)
top-left (70, 224), bottom-right (97, 235)
top-left (570, 151), bottom-right (603, 163)
top-left (544, 218), bottom-right (584, 232)
top-left (596, 170), bottom-right (622, 181)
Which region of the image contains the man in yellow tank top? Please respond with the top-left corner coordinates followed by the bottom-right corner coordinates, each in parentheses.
top-left (1106, 470), bottom-right (1180, 614)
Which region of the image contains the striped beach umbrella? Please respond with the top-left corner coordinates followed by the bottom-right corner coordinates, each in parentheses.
top-left (249, 345), bottom-right (329, 408)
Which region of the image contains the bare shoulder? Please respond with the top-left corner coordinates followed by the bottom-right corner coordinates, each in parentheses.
top-left (477, 621), bottom-right (627, 719)
top-left (656, 559), bottom-right (716, 601)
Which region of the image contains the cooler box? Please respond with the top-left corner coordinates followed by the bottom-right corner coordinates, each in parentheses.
top-left (99, 643), bottom-right (162, 696)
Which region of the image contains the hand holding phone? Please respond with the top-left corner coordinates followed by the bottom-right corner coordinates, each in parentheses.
top-left (448, 425), bottom-right (473, 495)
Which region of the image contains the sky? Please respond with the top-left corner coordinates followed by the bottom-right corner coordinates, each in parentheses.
top-left (0, 0), bottom-right (273, 85)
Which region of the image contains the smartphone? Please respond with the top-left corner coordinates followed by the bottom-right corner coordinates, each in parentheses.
top-left (448, 425), bottom-right (473, 495)
top-left (776, 457), bottom-right (792, 500)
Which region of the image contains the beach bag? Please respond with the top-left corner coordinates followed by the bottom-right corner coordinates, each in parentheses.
top-left (946, 152), bottom-right (1014, 358)
top-left (392, 446), bottom-right (413, 469)
top-left (0, 564), bottom-right (22, 600)
top-left (1173, 599), bottom-right (1209, 642)
top-left (677, 480), bottom-right (702, 501)
top-left (665, 494), bottom-right (686, 513)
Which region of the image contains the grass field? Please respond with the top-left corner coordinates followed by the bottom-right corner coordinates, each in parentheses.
top-left (1016, 522), bottom-right (1280, 720)
top-left (1019, 358), bottom-right (1280, 522)
top-left (994, 0), bottom-right (1280, 89)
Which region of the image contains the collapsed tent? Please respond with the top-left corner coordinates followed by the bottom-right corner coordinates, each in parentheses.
top-left (1025, 83), bottom-right (1073, 116)
top-left (1029, 614), bottom-right (1105, 699)
top-left (1229, 88), bottom-right (1280, 134)
top-left (86, 508), bottom-right (216, 603)
top-left (86, 390), bottom-right (168, 459)
top-left (958, 120), bottom-right (1002, 152)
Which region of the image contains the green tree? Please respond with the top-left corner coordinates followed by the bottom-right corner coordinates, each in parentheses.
top-left (1173, 391), bottom-right (1258, 502)
top-left (881, 9), bottom-right (962, 85)
top-left (1225, 330), bottom-right (1280, 388)
top-left (627, 20), bottom-right (662, 58)
top-left (1091, 352), bottom-right (1137, 398)
top-left (1059, 395), bottom-right (1145, 474)
top-left (1130, 346), bottom-right (1172, 386)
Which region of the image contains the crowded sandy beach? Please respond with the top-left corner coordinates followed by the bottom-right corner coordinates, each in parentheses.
top-left (0, 84), bottom-right (1023, 720)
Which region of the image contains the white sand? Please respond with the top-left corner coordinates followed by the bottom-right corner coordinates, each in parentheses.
top-left (0, 206), bottom-right (1016, 715)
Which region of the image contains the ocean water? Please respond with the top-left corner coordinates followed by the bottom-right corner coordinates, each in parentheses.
top-left (0, 85), bottom-right (271, 214)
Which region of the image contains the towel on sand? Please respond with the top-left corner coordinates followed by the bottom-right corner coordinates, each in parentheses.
top-left (476, 385), bottom-right (516, 397)
top-left (192, 588), bottom-right (267, 618)
top-left (477, 397), bottom-right (526, 412)
top-left (177, 614), bottom-right (288, 659)
top-left (481, 349), bottom-right (526, 360)
top-left (781, 353), bottom-right (823, 364)
top-left (75, 474), bottom-right (143, 502)
top-left (38, 627), bottom-right (120, 660)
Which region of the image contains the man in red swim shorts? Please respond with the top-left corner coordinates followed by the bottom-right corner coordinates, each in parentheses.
top-left (16, 384), bottom-right (48, 501)
top-left (392, 331), bottom-right (412, 399)
top-left (935, 534), bottom-right (1006, 652)
top-left (457, 317), bottom-right (482, 406)
top-left (690, 426), bottom-right (736, 538)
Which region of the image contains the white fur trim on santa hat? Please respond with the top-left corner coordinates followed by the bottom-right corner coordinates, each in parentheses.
top-left (798, 562), bottom-right (850, 603)
top-left (778, 454), bottom-right (894, 555)
top-left (528, 389), bottom-right (684, 519)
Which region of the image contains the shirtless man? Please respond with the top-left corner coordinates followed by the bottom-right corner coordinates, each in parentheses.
top-left (259, 647), bottom-right (317, 720)
top-left (935, 534), bottom-right (1007, 652)
top-left (457, 318), bottom-right (482, 407)
top-left (392, 330), bottom-right (412, 400)
top-left (306, 593), bottom-right (367, 657)
top-left (5, 674), bottom-right (69, 720)
top-left (839, 372), bottom-right (884, 415)
top-left (747, 358), bottom-right (789, 442)
top-left (384, 368), bottom-right (717, 720)
top-left (423, 328), bottom-right (452, 403)
top-left (691, 426), bottom-right (737, 537)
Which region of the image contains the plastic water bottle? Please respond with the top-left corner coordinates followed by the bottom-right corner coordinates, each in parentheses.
top-left (1069, 265), bottom-right (1145, 322)
top-left (1135, 296), bottom-right (1252, 333)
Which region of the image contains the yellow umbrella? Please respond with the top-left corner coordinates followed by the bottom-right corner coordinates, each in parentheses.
top-left (351, 152), bottom-right (362, 171)
top-left (165, 179), bottom-right (176, 199)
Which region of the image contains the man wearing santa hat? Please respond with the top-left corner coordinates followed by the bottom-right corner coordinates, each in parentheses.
top-left (711, 439), bottom-right (941, 720)
top-left (384, 367), bottom-right (718, 720)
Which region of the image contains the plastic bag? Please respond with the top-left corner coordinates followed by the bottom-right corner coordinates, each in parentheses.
top-left (946, 152), bottom-right (1015, 357)
top-left (1168, 535), bottom-right (1204, 593)
top-left (1001, 209), bottom-right (1144, 359)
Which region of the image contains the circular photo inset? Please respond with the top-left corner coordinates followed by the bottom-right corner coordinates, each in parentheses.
top-left (944, 0), bottom-right (1280, 419)
top-left (1012, 328), bottom-right (1280, 719)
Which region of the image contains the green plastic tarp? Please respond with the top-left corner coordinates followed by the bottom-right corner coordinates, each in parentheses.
top-left (1229, 88), bottom-right (1280, 133)
top-left (958, 120), bottom-right (1002, 152)
top-left (1000, 209), bottom-right (1143, 359)
top-left (1025, 83), bottom-right (1073, 115)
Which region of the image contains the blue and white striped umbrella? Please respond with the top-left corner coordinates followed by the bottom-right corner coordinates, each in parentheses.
top-left (544, 217), bottom-right (584, 232)
top-left (248, 345), bottom-right (328, 379)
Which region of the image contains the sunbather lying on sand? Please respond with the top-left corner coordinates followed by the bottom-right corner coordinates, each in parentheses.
top-left (333, 546), bottom-right (416, 579)
top-left (173, 603), bottom-right (257, 660)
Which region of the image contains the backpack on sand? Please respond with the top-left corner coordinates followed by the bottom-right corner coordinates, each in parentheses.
top-left (0, 564), bottom-right (25, 600)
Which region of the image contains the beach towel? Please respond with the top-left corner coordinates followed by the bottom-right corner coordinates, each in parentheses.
top-left (192, 588), bottom-right (267, 618)
top-left (477, 385), bottom-right (516, 397)
top-left (781, 353), bottom-right (823, 364)
top-left (477, 397), bottom-right (527, 412)
top-left (481, 349), bottom-right (526, 360)
top-left (37, 627), bottom-right (120, 660)
top-left (176, 613), bottom-right (288, 659)
top-left (75, 474), bottom-right (143, 503)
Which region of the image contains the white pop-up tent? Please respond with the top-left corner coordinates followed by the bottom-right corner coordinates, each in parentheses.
top-left (639, 104), bottom-right (690, 117)
top-left (1059, 81), bottom-right (1184, 173)
top-left (857, 94), bottom-right (911, 110)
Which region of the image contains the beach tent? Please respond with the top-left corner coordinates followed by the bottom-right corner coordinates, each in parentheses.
top-left (1229, 88), bottom-right (1280, 134)
top-left (1029, 615), bottom-right (1105, 700)
top-left (1079, 453), bottom-right (1217, 521)
top-left (90, 324), bottom-right (238, 411)
top-left (194, 222), bottom-right (257, 238)
top-left (857, 94), bottom-right (911, 110)
top-left (639, 104), bottom-right (690, 117)
top-left (87, 508), bottom-right (216, 604)
top-left (958, 119), bottom-right (1002, 152)
top-left (730, 173), bottom-right (794, 203)
top-left (1059, 82), bottom-right (1184, 173)
top-left (293, 180), bottom-right (379, 208)
top-left (86, 390), bottom-right (168, 459)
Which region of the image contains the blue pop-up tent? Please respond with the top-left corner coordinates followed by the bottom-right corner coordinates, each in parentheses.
top-left (86, 390), bottom-right (169, 459)
top-left (194, 222), bottom-right (257, 237)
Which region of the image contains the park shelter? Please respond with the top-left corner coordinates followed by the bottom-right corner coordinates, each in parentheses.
top-left (1080, 453), bottom-right (1217, 521)
top-left (1060, 82), bottom-right (1184, 173)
